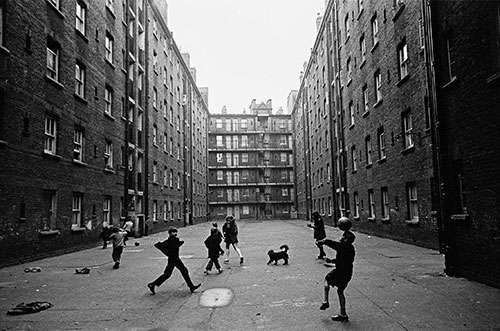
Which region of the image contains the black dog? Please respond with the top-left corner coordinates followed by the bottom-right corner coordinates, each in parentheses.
top-left (267, 244), bottom-right (289, 265)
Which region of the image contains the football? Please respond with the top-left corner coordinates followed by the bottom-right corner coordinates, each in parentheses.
top-left (135, 242), bottom-right (140, 246)
top-left (338, 217), bottom-right (352, 231)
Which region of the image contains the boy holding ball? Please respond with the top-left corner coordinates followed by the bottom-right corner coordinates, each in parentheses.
top-left (317, 217), bottom-right (356, 322)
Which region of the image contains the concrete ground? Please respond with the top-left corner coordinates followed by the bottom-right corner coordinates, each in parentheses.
top-left (1, 219), bottom-right (500, 331)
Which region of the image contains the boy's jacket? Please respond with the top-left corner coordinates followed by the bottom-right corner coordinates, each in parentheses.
top-left (154, 237), bottom-right (184, 257)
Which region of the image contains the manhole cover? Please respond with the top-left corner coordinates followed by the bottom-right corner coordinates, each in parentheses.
top-left (199, 288), bottom-right (233, 308)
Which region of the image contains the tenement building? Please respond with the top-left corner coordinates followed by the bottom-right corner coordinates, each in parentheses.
top-left (208, 100), bottom-right (295, 220)
top-left (293, 0), bottom-right (500, 288)
top-left (0, 0), bottom-right (208, 265)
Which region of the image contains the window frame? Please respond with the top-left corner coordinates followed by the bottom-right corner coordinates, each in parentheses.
top-left (76, 1), bottom-right (86, 35)
top-left (397, 40), bottom-right (409, 80)
top-left (75, 62), bottom-right (86, 98)
top-left (403, 111), bottom-right (413, 149)
top-left (105, 32), bottom-right (114, 64)
top-left (46, 40), bottom-right (59, 81)
top-left (104, 140), bottom-right (113, 168)
top-left (406, 182), bottom-right (419, 221)
top-left (44, 116), bottom-right (57, 155)
top-left (104, 86), bottom-right (113, 115)
top-left (72, 194), bottom-right (83, 228)
top-left (73, 127), bottom-right (84, 162)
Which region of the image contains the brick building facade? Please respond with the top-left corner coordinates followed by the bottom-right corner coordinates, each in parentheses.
top-left (293, 0), bottom-right (500, 287)
top-left (208, 101), bottom-right (295, 221)
top-left (0, 0), bottom-right (208, 265)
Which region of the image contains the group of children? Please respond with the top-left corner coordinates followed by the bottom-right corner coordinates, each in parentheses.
top-left (102, 213), bottom-right (355, 323)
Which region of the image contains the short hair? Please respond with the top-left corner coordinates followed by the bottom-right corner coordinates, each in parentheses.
top-left (212, 222), bottom-right (218, 227)
top-left (210, 227), bottom-right (218, 235)
top-left (168, 226), bottom-right (178, 234)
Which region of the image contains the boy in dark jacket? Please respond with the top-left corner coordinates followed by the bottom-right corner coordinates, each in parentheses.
top-left (204, 228), bottom-right (223, 275)
top-left (147, 227), bottom-right (201, 294)
top-left (317, 229), bottom-right (356, 322)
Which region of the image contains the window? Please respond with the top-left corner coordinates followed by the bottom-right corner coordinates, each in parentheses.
top-left (397, 40), bottom-right (408, 80)
top-left (351, 145), bottom-right (357, 171)
top-left (280, 153), bottom-right (287, 163)
top-left (444, 35), bottom-right (456, 82)
top-left (360, 35), bottom-right (366, 63)
top-left (177, 173), bottom-right (181, 190)
top-left (241, 119), bottom-right (247, 129)
top-left (169, 169), bottom-right (173, 187)
top-left (225, 136), bottom-right (231, 148)
top-left (358, 0), bottom-right (363, 13)
top-left (381, 187), bottom-right (389, 219)
top-left (216, 135), bottom-right (223, 147)
top-left (163, 167), bottom-right (168, 186)
top-left (407, 182), bottom-right (419, 221)
top-left (242, 170), bottom-right (249, 180)
top-left (105, 141), bottom-right (113, 168)
top-left (44, 116), bottom-right (57, 154)
top-left (374, 71), bottom-right (382, 103)
top-left (365, 136), bottom-right (372, 165)
top-left (152, 162), bottom-right (157, 182)
top-left (377, 127), bottom-right (386, 159)
top-left (241, 135), bottom-right (248, 147)
top-left (243, 205), bottom-right (250, 215)
top-left (346, 57), bottom-right (352, 82)
top-left (225, 119), bottom-right (231, 131)
top-left (348, 101), bottom-right (354, 126)
top-left (242, 153), bottom-right (248, 163)
top-left (403, 112), bottom-right (413, 149)
top-left (73, 128), bottom-right (84, 162)
top-left (153, 200), bottom-right (157, 221)
top-left (72, 194), bottom-right (83, 228)
top-left (75, 63), bottom-right (85, 97)
top-left (153, 125), bottom-right (157, 145)
top-left (76, 1), bottom-right (86, 35)
top-left (105, 86), bottom-right (113, 115)
top-left (282, 188), bottom-right (288, 197)
top-left (105, 33), bottom-right (114, 63)
top-left (216, 153), bottom-right (223, 163)
top-left (216, 119), bottom-right (222, 129)
top-left (217, 170), bottom-right (223, 181)
top-left (46, 39), bottom-right (59, 81)
top-left (345, 14), bottom-right (350, 40)
top-left (371, 14), bottom-right (379, 46)
top-left (153, 88), bottom-right (158, 108)
top-left (353, 192), bottom-right (360, 218)
top-left (103, 196), bottom-right (111, 224)
top-left (163, 201), bottom-right (168, 220)
top-left (368, 189), bottom-right (375, 218)
top-left (362, 84), bottom-right (369, 113)
top-left (418, 18), bottom-right (425, 50)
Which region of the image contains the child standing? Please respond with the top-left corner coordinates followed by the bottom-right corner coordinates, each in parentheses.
top-left (108, 227), bottom-right (127, 269)
top-left (147, 227), bottom-right (201, 294)
top-left (204, 228), bottom-right (223, 275)
top-left (99, 222), bottom-right (112, 249)
top-left (317, 223), bottom-right (356, 322)
top-left (222, 216), bottom-right (244, 264)
top-left (307, 211), bottom-right (327, 259)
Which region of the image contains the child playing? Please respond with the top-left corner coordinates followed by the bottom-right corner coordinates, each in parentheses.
top-left (317, 219), bottom-right (356, 322)
top-left (148, 227), bottom-right (201, 294)
top-left (108, 227), bottom-right (127, 269)
top-left (204, 227), bottom-right (223, 275)
top-left (99, 222), bottom-right (112, 249)
top-left (212, 222), bottom-right (225, 256)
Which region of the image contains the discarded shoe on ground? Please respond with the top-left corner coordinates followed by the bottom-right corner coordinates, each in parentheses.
top-left (75, 267), bottom-right (90, 274)
top-left (7, 302), bottom-right (52, 315)
top-left (24, 267), bottom-right (41, 273)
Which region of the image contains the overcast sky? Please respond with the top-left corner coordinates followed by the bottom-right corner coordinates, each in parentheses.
top-left (166, 0), bottom-right (326, 114)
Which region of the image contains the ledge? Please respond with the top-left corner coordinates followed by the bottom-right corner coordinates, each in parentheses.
top-left (392, 4), bottom-right (405, 22)
top-left (367, 217), bottom-right (376, 222)
top-left (371, 41), bottom-right (379, 53)
top-left (75, 29), bottom-right (89, 43)
top-left (486, 72), bottom-right (500, 84)
top-left (73, 160), bottom-right (88, 167)
top-left (71, 226), bottom-right (86, 232)
top-left (43, 151), bottom-right (62, 160)
top-left (106, 59), bottom-right (116, 70)
top-left (74, 93), bottom-right (88, 104)
top-left (39, 229), bottom-right (60, 236)
top-left (104, 167), bottom-right (115, 174)
top-left (373, 99), bottom-right (383, 108)
top-left (357, 8), bottom-right (364, 20)
top-left (104, 112), bottom-right (115, 121)
top-left (377, 158), bottom-right (386, 164)
top-left (442, 76), bottom-right (457, 89)
top-left (401, 145), bottom-right (415, 155)
top-left (362, 110), bottom-right (370, 118)
top-left (396, 74), bottom-right (410, 87)
top-left (405, 219), bottom-right (420, 226)
top-left (0, 45), bottom-right (11, 55)
top-left (46, 0), bottom-right (65, 19)
top-left (450, 214), bottom-right (469, 221)
top-left (381, 217), bottom-right (390, 223)
top-left (45, 76), bottom-right (64, 89)
top-left (353, 216), bottom-right (360, 221)
top-left (365, 163), bottom-right (373, 169)
top-left (359, 59), bottom-right (366, 69)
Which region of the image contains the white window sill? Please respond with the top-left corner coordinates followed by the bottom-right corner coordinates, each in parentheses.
top-left (405, 219), bottom-right (419, 225)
